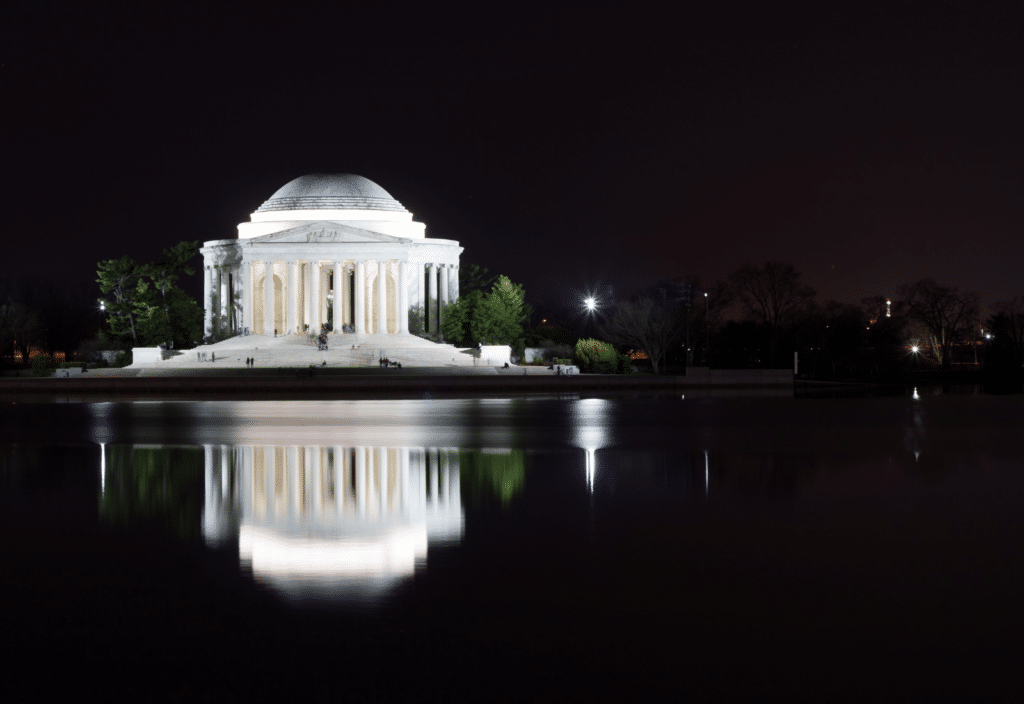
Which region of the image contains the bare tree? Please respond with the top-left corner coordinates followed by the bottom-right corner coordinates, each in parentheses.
top-left (900, 279), bottom-right (980, 368)
top-left (729, 262), bottom-right (816, 363)
top-left (600, 297), bottom-right (682, 374)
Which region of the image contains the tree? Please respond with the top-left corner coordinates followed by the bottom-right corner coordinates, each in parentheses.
top-left (97, 242), bottom-right (203, 349)
top-left (97, 256), bottom-right (146, 346)
top-left (439, 275), bottom-right (531, 347)
top-left (987, 297), bottom-right (1024, 369)
top-left (900, 279), bottom-right (980, 368)
top-left (459, 263), bottom-right (497, 294)
top-left (729, 262), bottom-right (816, 365)
top-left (474, 275), bottom-right (530, 345)
top-left (0, 299), bottom-right (43, 365)
top-left (600, 297), bottom-right (683, 373)
top-left (146, 241), bottom-right (199, 336)
top-left (439, 290), bottom-right (483, 346)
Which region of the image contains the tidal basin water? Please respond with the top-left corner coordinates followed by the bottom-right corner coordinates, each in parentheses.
top-left (3, 392), bottom-right (1023, 700)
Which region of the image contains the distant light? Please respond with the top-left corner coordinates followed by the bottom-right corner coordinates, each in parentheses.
top-left (584, 297), bottom-right (597, 311)
top-left (911, 345), bottom-right (919, 353)
top-left (913, 387), bottom-right (920, 400)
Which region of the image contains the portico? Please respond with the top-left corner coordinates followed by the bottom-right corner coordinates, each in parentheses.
top-left (200, 174), bottom-right (461, 340)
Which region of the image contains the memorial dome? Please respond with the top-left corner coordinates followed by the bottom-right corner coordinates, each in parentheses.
top-left (255, 174), bottom-right (408, 214)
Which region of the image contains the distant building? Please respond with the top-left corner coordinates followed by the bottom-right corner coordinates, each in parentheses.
top-left (200, 174), bottom-right (462, 338)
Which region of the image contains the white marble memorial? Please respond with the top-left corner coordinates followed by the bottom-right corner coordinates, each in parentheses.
top-left (200, 174), bottom-right (462, 340)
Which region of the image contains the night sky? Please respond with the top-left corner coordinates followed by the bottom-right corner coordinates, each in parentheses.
top-left (4, 3), bottom-right (1022, 313)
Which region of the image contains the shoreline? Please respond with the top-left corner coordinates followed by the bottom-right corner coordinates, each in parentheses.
top-left (0, 368), bottom-right (801, 400)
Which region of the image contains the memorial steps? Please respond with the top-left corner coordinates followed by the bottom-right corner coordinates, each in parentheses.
top-left (131, 333), bottom-right (487, 370)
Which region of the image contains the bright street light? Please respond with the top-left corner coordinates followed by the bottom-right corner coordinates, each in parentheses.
top-left (584, 297), bottom-right (597, 312)
top-left (911, 345), bottom-right (919, 353)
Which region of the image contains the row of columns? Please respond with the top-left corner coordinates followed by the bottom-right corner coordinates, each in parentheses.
top-left (203, 260), bottom-right (459, 337)
top-left (204, 263), bottom-right (243, 339)
top-left (201, 444), bottom-right (463, 535)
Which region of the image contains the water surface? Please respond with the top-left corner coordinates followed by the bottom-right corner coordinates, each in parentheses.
top-left (2, 394), bottom-right (1022, 700)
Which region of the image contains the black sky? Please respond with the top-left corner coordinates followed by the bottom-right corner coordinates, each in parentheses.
top-left (3, 2), bottom-right (1022, 312)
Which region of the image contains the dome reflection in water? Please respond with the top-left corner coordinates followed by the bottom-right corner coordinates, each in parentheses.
top-left (100, 442), bottom-right (468, 606)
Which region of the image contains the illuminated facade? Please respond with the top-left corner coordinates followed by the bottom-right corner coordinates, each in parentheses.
top-left (200, 174), bottom-right (462, 339)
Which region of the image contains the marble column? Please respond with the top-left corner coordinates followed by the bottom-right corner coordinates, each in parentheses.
top-left (220, 267), bottom-right (231, 334)
top-left (416, 262), bottom-right (425, 317)
top-left (211, 266), bottom-right (222, 335)
top-left (354, 260), bottom-right (365, 334)
top-left (398, 262), bottom-right (409, 334)
top-left (302, 262), bottom-right (311, 331)
top-left (242, 261), bottom-right (252, 333)
top-left (440, 264), bottom-right (450, 308)
top-left (203, 264), bottom-right (213, 338)
top-left (308, 262), bottom-right (320, 333)
top-left (451, 264), bottom-right (459, 304)
top-left (286, 261), bottom-right (298, 334)
top-left (263, 260), bottom-right (274, 335)
top-left (428, 263), bottom-right (438, 333)
top-left (377, 260), bottom-right (387, 334)
top-left (333, 261), bottom-right (342, 334)
top-left (320, 266), bottom-right (329, 329)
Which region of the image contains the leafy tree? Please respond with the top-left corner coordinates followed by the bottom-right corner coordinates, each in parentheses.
top-left (474, 275), bottom-right (531, 345)
top-left (408, 303), bottom-right (426, 336)
top-left (459, 263), bottom-right (497, 294)
top-left (97, 256), bottom-right (147, 346)
top-left (97, 242), bottom-right (203, 349)
top-left (600, 297), bottom-right (683, 373)
top-left (146, 241), bottom-right (199, 330)
top-left (901, 279), bottom-right (980, 368)
top-left (439, 289), bottom-right (483, 346)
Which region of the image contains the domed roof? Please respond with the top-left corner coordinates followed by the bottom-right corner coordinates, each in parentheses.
top-left (255, 174), bottom-right (408, 214)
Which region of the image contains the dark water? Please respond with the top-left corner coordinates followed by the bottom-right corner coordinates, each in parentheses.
top-left (3, 393), bottom-right (1023, 701)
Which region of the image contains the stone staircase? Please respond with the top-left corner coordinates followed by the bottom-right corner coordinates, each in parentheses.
top-left (134, 332), bottom-right (485, 370)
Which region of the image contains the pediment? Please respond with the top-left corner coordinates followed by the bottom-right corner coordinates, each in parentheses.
top-left (251, 222), bottom-right (409, 244)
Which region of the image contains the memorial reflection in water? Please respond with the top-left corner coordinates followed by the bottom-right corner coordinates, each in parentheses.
top-left (100, 442), bottom-right (466, 603)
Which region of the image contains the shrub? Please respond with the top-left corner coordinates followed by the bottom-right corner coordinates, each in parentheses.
top-left (511, 338), bottom-right (526, 363)
top-left (31, 354), bottom-right (59, 377)
top-left (573, 338), bottom-right (632, 374)
top-left (112, 350), bottom-right (132, 368)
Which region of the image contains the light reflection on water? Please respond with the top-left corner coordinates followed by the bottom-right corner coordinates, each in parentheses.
top-left (6, 394), bottom-right (1024, 698)
top-left (99, 442), bottom-right (470, 605)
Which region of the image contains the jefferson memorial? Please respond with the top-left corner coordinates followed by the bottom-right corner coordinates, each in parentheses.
top-left (200, 174), bottom-right (462, 339)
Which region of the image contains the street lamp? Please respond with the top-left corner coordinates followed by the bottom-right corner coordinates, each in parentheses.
top-left (584, 296), bottom-right (597, 312)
